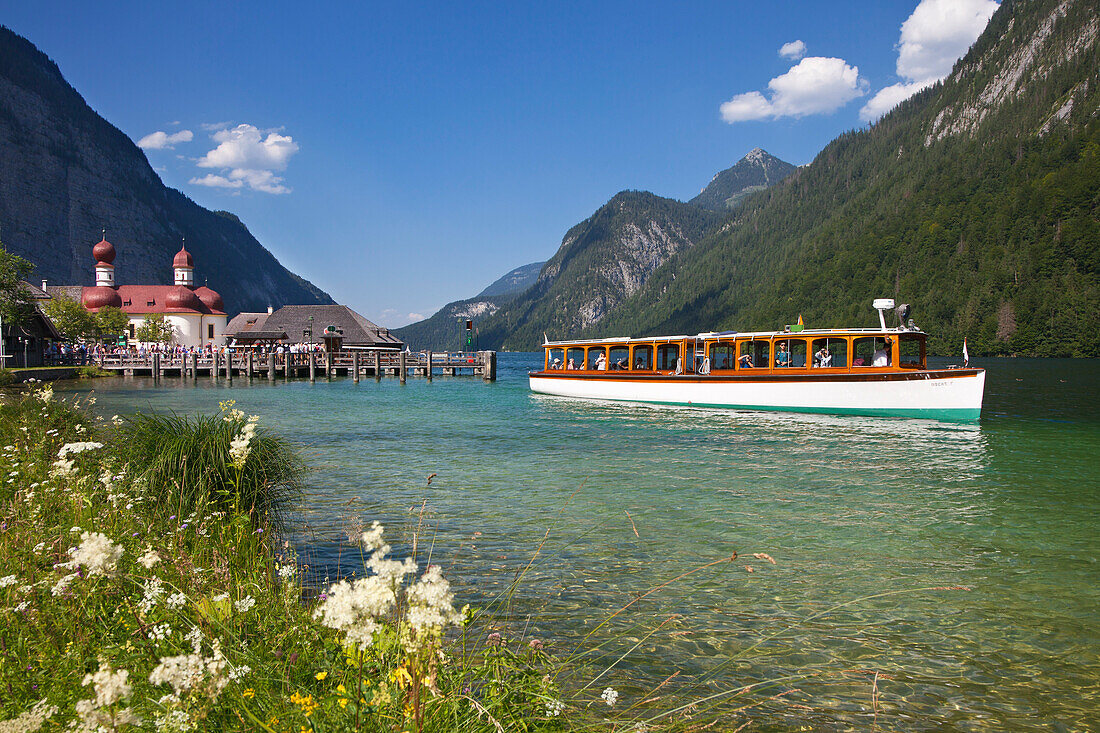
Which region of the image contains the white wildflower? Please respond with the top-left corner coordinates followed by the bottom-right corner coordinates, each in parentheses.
top-left (139, 577), bottom-right (165, 614)
top-left (166, 593), bottom-right (187, 609)
top-left (51, 573), bottom-right (77, 597)
top-left (70, 532), bottom-right (124, 577)
top-left (227, 664), bottom-right (250, 682)
top-left (33, 385), bottom-right (53, 403)
top-left (405, 564), bottom-right (463, 634)
top-left (277, 564), bottom-right (295, 580)
top-left (228, 415), bottom-right (259, 467)
top-left (312, 576), bottom-right (394, 651)
top-left (33, 542), bottom-right (46, 554)
top-left (211, 592), bottom-right (229, 603)
top-left (148, 639), bottom-right (229, 700)
top-left (74, 662), bottom-right (139, 732)
top-left (545, 699), bottom-right (565, 717)
top-left (138, 547), bottom-right (161, 570)
top-left (14, 600), bottom-right (30, 612)
top-left (0, 698), bottom-right (59, 733)
top-left (57, 442), bottom-right (103, 458)
top-left (360, 521), bottom-right (385, 551)
top-left (150, 623), bottom-right (172, 641)
top-left (184, 627), bottom-right (203, 654)
top-left (0, 574), bottom-right (16, 588)
top-left (50, 458), bottom-right (76, 478)
top-left (601, 687), bottom-right (619, 706)
top-left (233, 595), bottom-right (256, 613)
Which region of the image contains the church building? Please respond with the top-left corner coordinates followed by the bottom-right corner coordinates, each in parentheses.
top-left (74, 235), bottom-right (228, 348)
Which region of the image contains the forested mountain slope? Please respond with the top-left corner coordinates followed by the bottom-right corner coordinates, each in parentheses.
top-left (689, 148), bottom-right (798, 210)
top-left (0, 26), bottom-right (333, 316)
top-left (596, 0), bottom-right (1099, 357)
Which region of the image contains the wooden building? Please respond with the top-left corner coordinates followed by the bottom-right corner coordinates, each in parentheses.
top-left (225, 305), bottom-right (403, 351)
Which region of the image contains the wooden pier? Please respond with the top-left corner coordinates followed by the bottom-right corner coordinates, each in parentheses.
top-left (96, 350), bottom-right (497, 382)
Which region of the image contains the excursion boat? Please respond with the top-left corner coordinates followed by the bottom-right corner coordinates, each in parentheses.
top-left (529, 300), bottom-right (985, 421)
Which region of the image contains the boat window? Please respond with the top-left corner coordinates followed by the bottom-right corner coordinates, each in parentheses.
top-left (565, 347), bottom-right (584, 370)
top-left (656, 344), bottom-right (679, 372)
top-left (738, 340), bottom-right (769, 369)
top-left (632, 344), bottom-right (652, 370)
top-left (587, 347), bottom-right (607, 370)
top-left (899, 334), bottom-right (924, 368)
top-left (608, 346), bottom-right (629, 370)
top-left (774, 339), bottom-right (806, 368)
top-left (709, 341), bottom-right (736, 370)
top-left (810, 338), bottom-right (847, 368)
top-left (853, 337), bottom-right (891, 367)
top-left (547, 348), bottom-right (564, 369)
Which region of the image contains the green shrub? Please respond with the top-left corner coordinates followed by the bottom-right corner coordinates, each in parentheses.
top-left (0, 367), bottom-right (14, 387)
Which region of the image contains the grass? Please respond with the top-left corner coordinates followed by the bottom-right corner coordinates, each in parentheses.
top-left (0, 389), bottom-right (568, 732)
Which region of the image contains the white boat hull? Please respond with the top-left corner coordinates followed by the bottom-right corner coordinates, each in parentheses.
top-left (529, 369), bottom-right (986, 420)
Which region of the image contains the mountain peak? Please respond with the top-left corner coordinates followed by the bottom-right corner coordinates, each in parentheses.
top-left (689, 150), bottom-right (796, 210)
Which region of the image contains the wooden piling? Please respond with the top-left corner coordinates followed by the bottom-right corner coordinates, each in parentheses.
top-left (374, 350), bottom-right (381, 381)
top-left (483, 350), bottom-right (497, 381)
top-left (325, 350), bottom-right (333, 378)
top-left (425, 351), bottom-right (432, 381)
top-left (268, 352), bottom-right (275, 381)
top-left (212, 350), bottom-right (220, 380)
top-left (247, 351), bottom-right (253, 378)
top-left (152, 353), bottom-right (160, 381)
top-left (309, 353), bottom-right (316, 382)
top-left (191, 352), bottom-right (198, 379)
top-left (352, 351), bottom-right (360, 382)
top-left (399, 351), bottom-right (407, 383)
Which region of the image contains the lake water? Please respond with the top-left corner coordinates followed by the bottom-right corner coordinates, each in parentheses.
top-left (63, 355), bottom-right (1100, 730)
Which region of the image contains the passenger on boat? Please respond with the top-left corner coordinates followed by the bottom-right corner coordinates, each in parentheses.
top-left (595, 353), bottom-right (607, 370)
top-left (551, 358), bottom-right (562, 369)
top-left (873, 343), bottom-right (890, 367)
top-left (776, 343), bottom-right (791, 367)
top-left (814, 347), bottom-right (832, 367)
top-left (612, 358), bottom-right (627, 371)
top-left (567, 358), bottom-right (577, 370)
top-left (739, 353), bottom-right (753, 368)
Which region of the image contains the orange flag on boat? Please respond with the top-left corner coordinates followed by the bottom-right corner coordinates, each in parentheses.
top-left (797, 314), bottom-right (804, 326)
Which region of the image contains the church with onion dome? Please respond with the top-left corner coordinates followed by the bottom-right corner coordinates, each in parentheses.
top-left (75, 234), bottom-right (228, 347)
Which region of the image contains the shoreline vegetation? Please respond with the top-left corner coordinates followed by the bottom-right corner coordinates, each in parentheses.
top-left (0, 385), bottom-right (772, 732)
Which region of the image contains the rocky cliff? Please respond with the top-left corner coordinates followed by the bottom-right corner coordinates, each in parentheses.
top-left (0, 26), bottom-right (333, 316)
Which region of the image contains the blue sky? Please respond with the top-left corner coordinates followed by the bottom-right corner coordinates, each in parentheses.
top-left (1, 0), bottom-right (997, 325)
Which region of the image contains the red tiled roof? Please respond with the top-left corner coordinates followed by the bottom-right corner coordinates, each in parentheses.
top-left (82, 285), bottom-right (226, 315)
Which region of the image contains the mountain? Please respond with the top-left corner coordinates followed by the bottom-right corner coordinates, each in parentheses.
top-left (476, 261), bottom-right (545, 298)
top-left (689, 148), bottom-right (798, 210)
top-left (478, 191), bottom-right (722, 349)
top-left (594, 0), bottom-right (1099, 357)
top-left (0, 25), bottom-right (334, 316)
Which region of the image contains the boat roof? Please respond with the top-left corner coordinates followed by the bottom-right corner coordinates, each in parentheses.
top-left (543, 327), bottom-right (926, 347)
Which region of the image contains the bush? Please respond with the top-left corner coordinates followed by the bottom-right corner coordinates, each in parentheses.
top-left (0, 367), bottom-right (14, 387)
top-left (75, 365), bottom-right (112, 379)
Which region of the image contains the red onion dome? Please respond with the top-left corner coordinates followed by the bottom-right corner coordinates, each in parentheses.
top-left (166, 285), bottom-right (201, 310)
top-left (193, 286), bottom-right (224, 312)
top-left (92, 238), bottom-right (116, 265)
top-left (172, 246), bottom-right (194, 268)
top-left (82, 286), bottom-right (122, 309)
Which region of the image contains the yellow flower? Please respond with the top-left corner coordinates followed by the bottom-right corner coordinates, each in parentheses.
top-left (314, 671), bottom-right (327, 681)
top-left (392, 666), bottom-right (412, 689)
top-left (338, 698), bottom-right (348, 709)
top-left (336, 684), bottom-right (346, 694)
top-left (242, 688), bottom-right (255, 699)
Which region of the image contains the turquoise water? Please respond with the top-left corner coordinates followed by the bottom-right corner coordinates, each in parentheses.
top-left (63, 356), bottom-right (1100, 730)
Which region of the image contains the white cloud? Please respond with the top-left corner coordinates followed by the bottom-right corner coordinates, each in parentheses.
top-left (721, 56), bottom-right (867, 122)
top-left (197, 124), bottom-right (298, 170)
top-left (191, 124), bottom-right (298, 194)
top-left (861, 0), bottom-right (999, 121)
top-left (778, 40), bottom-right (807, 60)
top-left (137, 129), bottom-right (193, 150)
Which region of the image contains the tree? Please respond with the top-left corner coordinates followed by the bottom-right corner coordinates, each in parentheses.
top-left (94, 306), bottom-right (130, 341)
top-left (135, 314), bottom-right (174, 345)
top-left (44, 294), bottom-right (96, 341)
top-left (0, 242), bottom-right (34, 325)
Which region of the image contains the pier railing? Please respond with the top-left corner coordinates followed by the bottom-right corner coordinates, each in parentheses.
top-left (95, 349), bottom-right (496, 382)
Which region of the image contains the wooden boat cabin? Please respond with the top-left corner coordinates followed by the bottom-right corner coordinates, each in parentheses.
top-left (539, 328), bottom-right (927, 377)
